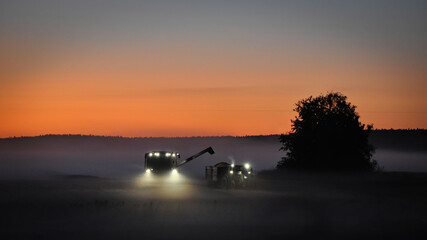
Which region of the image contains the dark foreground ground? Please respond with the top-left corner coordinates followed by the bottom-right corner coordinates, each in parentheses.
top-left (1, 171), bottom-right (427, 240)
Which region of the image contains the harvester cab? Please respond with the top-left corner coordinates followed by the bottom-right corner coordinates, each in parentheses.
top-left (145, 147), bottom-right (215, 175)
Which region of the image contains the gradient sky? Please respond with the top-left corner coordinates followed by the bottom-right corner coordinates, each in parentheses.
top-left (1, 0), bottom-right (426, 137)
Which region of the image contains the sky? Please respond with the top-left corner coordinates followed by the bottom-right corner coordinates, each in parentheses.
top-left (1, 0), bottom-right (426, 137)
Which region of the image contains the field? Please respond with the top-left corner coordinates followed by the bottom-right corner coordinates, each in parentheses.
top-left (1, 171), bottom-right (427, 240)
top-left (1, 131), bottom-right (426, 239)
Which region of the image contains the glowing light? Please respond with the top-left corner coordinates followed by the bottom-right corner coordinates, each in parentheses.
top-left (154, 152), bottom-right (160, 157)
top-left (238, 171), bottom-right (242, 175)
top-left (134, 169), bottom-right (192, 199)
top-left (244, 176), bottom-right (248, 179)
top-left (168, 169), bottom-right (181, 183)
top-left (231, 163), bottom-right (235, 168)
top-left (230, 170), bottom-right (234, 174)
top-left (149, 153), bottom-right (153, 157)
top-left (248, 171), bottom-right (251, 174)
top-left (244, 163), bottom-right (250, 169)
top-left (145, 169), bottom-right (151, 174)
top-left (165, 152), bottom-right (171, 157)
top-left (172, 153), bottom-right (176, 157)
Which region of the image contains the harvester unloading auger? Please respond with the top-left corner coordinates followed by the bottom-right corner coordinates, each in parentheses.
top-left (144, 147), bottom-right (215, 174)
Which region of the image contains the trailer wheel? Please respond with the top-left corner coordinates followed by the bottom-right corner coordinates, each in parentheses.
top-left (228, 175), bottom-right (236, 189)
top-left (219, 175), bottom-right (229, 189)
top-left (234, 176), bottom-right (244, 189)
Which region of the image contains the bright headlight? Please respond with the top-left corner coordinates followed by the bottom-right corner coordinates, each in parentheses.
top-left (231, 163), bottom-right (235, 168)
top-left (154, 152), bottom-right (160, 157)
top-left (229, 170), bottom-right (234, 174)
top-left (148, 153), bottom-right (153, 157)
top-left (165, 152), bottom-right (171, 157)
top-left (244, 163), bottom-right (250, 169)
top-left (172, 153), bottom-right (176, 157)
top-left (171, 169), bottom-right (178, 175)
top-left (145, 169), bottom-right (151, 174)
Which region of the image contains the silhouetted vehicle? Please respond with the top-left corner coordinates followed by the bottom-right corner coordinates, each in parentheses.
top-left (144, 147), bottom-right (215, 175)
top-left (206, 162), bottom-right (253, 189)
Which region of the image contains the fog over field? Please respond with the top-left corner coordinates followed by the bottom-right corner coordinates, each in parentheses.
top-left (0, 135), bottom-right (281, 179)
top-left (0, 130), bottom-right (426, 179)
top-left (1, 130), bottom-right (427, 239)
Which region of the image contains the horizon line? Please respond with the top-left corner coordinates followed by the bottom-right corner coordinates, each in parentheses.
top-left (1, 128), bottom-right (426, 140)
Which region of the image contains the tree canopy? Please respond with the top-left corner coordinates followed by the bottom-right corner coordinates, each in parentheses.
top-left (277, 92), bottom-right (377, 170)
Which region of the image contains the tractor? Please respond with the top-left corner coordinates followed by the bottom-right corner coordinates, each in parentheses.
top-left (205, 162), bottom-right (254, 189)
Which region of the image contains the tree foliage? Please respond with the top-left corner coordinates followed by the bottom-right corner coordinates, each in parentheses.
top-left (278, 92), bottom-right (377, 170)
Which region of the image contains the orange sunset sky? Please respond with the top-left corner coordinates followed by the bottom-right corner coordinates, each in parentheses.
top-left (1, 0), bottom-right (426, 137)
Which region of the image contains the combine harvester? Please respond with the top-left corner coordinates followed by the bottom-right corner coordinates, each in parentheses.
top-left (144, 146), bottom-right (254, 189)
top-left (144, 147), bottom-right (215, 175)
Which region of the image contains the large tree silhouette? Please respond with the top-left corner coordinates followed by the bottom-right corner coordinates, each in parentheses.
top-left (278, 92), bottom-right (377, 170)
